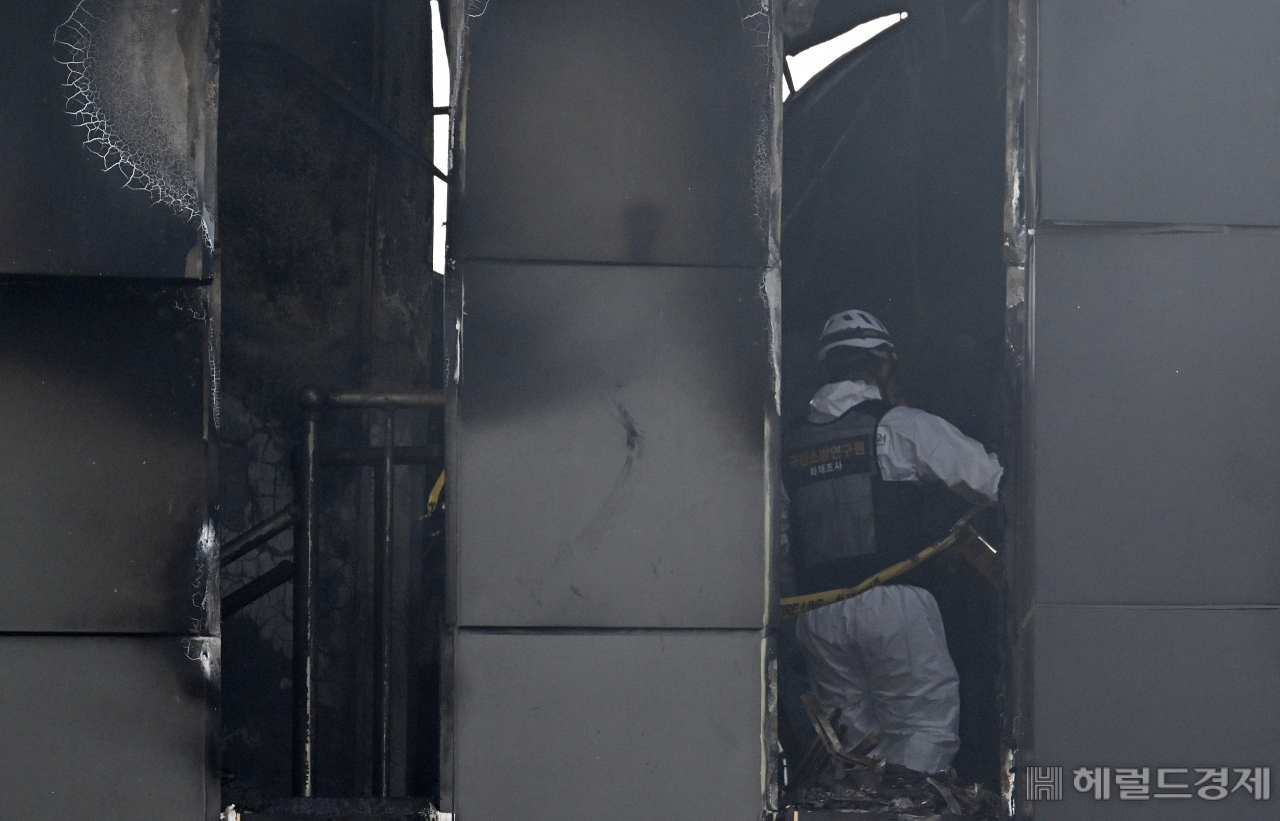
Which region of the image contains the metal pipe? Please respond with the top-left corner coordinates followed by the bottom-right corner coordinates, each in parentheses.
top-left (222, 560), bottom-right (295, 618)
top-left (372, 410), bottom-right (396, 796)
top-left (220, 505), bottom-right (299, 567)
top-left (292, 387), bottom-right (322, 797)
top-left (317, 445), bottom-right (439, 467)
top-left (327, 390), bottom-right (445, 409)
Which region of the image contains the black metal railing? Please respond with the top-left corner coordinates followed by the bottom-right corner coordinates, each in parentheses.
top-left (220, 506), bottom-right (300, 618)
top-left (222, 506), bottom-right (299, 568)
top-left (291, 387), bottom-right (445, 798)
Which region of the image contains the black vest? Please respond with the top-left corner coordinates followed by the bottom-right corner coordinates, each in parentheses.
top-left (784, 399), bottom-right (929, 596)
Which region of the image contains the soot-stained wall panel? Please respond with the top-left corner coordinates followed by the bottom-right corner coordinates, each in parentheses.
top-left (1038, 1), bottom-right (1280, 226)
top-left (0, 280), bottom-right (210, 633)
top-left (1033, 232), bottom-right (1280, 605)
top-left (0, 635), bottom-right (218, 821)
top-left (0, 1), bottom-right (216, 277)
top-left (1030, 607), bottom-right (1280, 820)
top-left (456, 0), bottom-right (776, 268)
top-left (451, 262), bottom-right (774, 628)
top-left (448, 630), bottom-right (767, 821)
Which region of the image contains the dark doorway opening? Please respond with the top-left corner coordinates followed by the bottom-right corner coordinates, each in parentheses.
top-left (779, 0), bottom-right (1009, 792)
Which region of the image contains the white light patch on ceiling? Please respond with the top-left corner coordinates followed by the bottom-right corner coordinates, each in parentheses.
top-left (784, 12), bottom-right (907, 100)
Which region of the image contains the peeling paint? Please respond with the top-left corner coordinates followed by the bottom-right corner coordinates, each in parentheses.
top-left (449, 0), bottom-right (469, 178)
top-left (207, 319), bottom-right (221, 431)
top-left (761, 267), bottom-right (782, 415)
top-left (1002, 3), bottom-right (1033, 797)
top-left (193, 519), bottom-right (220, 635)
top-left (736, 0), bottom-right (781, 262)
top-left (739, 0), bottom-right (772, 44)
top-left (453, 270), bottom-right (465, 385)
top-left (183, 636), bottom-right (220, 681)
top-left (453, 317), bottom-right (462, 384)
top-left (1002, 748), bottom-right (1016, 817)
top-left (762, 410), bottom-right (777, 626)
top-left (760, 640), bottom-right (781, 817)
top-left (1005, 264), bottom-right (1025, 310)
top-left (1002, 0), bottom-right (1031, 278)
top-left (54, 0), bottom-right (215, 248)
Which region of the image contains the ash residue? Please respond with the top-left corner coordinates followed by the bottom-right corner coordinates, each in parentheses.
top-left (789, 766), bottom-right (1002, 820)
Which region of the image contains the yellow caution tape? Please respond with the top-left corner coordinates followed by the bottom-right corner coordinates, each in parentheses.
top-left (426, 469), bottom-right (446, 517)
top-left (777, 503), bottom-right (992, 620)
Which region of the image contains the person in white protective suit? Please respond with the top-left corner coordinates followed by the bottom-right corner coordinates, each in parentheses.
top-left (785, 309), bottom-right (1002, 775)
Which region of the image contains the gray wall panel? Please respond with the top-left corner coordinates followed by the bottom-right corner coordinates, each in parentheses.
top-left (454, 263), bottom-right (772, 628)
top-left (1030, 607), bottom-right (1280, 819)
top-left (1038, 1), bottom-right (1280, 226)
top-left (450, 630), bottom-right (766, 821)
top-left (457, 0), bottom-right (774, 268)
top-left (0, 281), bottom-right (210, 633)
top-left (1033, 232), bottom-right (1280, 605)
top-left (0, 635), bottom-right (217, 821)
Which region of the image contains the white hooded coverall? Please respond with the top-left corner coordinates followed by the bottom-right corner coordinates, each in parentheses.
top-left (794, 380), bottom-right (1002, 774)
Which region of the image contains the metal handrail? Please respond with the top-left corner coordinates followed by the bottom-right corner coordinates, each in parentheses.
top-left (326, 390), bottom-right (445, 408)
top-left (292, 387), bottom-right (443, 798)
top-left (220, 505), bottom-right (299, 568)
top-left (223, 560), bottom-right (295, 619)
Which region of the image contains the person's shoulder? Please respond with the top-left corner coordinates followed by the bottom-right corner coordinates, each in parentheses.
top-left (879, 405), bottom-right (942, 429)
top-left (880, 405), bottom-right (974, 443)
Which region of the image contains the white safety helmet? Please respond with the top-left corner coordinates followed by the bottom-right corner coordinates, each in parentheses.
top-left (816, 309), bottom-right (894, 362)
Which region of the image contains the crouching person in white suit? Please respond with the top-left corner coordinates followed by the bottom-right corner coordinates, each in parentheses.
top-left (785, 309), bottom-right (1002, 774)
